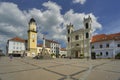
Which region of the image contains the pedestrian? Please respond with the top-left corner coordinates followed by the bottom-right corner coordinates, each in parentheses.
top-left (10, 55), bottom-right (13, 61)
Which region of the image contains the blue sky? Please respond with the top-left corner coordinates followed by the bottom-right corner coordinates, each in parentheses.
top-left (0, 0), bottom-right (120, 51)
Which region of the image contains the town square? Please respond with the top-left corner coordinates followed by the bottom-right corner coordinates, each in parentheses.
top-left (0, 57), bottom-right (120, 80)
top-left (0, 0), bottom-right (120, 80)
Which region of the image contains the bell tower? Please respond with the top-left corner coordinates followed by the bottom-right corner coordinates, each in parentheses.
top-left (27, 18), bottom-right (37, 57)
top-left (66, 23), bottom-right (74, 57)
top-left (83, 16), bottom-right (92, 58)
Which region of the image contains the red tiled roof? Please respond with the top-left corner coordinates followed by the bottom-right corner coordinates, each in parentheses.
top-left (37, 44), bottom-right (43, 47)
top-left (61, 48), bottom-right (66, 51)
top-left (45, 39), bottom-right (60, 44)
top-left (91, 32), bottom-right (120, 43)
top-left (9, 37), bottom-right (25, 42)
top-left (37, 44), bottom-right (50, 48)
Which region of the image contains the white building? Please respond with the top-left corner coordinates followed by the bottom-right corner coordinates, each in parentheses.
top-left (45, 39), bottom-right (61, 57)
top-left (60, 48), bottom-right (67, 57)
top-left (37, 44), bottom-right (51, 55)
top-left (91, 33), bottom-right (120, 59)
top-left (6, 37), bottom-right (26, 56)
top-left (66, 16), bottom-right (92, 58)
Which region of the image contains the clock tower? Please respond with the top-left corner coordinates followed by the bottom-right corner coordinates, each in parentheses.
top-left (27, 18), bottom-right (37, 57)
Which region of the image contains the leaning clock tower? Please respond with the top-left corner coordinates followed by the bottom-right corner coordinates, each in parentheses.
top-left (27, 18), bottom-right (37, 57)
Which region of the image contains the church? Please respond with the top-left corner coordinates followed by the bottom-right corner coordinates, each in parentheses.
top-left (66, 16), bottom-right (92, 58)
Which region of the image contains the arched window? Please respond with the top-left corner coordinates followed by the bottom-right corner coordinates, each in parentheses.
top-left (106, 52), bottom-right (108, 56)
top-left (68, 29), bottom-right (70, 34)
top-left (68, 37), bottom-right (70, 42)
top-left (75, 35), bottom-right (79, 40)
top-left (86, 32), bottom-right (89, 38)
top-left (86, 23), bottom-right (89, 29)
top-left (100, 52), bottom-right (102, 56)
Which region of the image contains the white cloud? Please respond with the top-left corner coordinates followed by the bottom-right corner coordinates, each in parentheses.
top-left (73, 0), bottom-right (86, 4)
top-left (64, 9), bottom-right (102, 31)
top-left (0, 1), bottom-right (102, 52)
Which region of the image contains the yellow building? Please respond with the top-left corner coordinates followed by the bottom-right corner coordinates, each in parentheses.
top-left (27, 18), bottom-right (37, 57)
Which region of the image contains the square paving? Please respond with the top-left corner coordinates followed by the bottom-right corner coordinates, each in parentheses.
top-left (0, 57), bottom-right (120, 80)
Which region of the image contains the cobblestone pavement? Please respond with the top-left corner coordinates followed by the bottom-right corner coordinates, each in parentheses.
top-left (0, 57), bottom-right (120, 80)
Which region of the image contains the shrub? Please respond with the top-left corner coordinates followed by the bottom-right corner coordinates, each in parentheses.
top-left (115, 53), bottom-right (120, 59)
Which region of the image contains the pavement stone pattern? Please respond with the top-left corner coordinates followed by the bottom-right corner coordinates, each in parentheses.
top-left (0, 57), bottom-right (120, 80)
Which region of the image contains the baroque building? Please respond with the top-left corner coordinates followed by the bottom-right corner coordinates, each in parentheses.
top-left (66, 16), bottom-right (92, 58)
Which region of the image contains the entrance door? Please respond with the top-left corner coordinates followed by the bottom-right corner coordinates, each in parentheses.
top-left (91, 52), bottom-right (96, 59)
top-left (75, 51), bottom-right (78, 58)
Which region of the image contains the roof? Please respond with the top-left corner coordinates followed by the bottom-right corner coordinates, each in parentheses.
top-left (61, 48), bottom-right (66, 51)
top-left (29, 18), bottom-right (35, 22)
top-left (91, 32), bottom-right (120, 43)
top-left (45, 39), bottom-right (60, 44)
top-left (9, 37), bottom-right (26, 42)
top-left (37, 44), bottom-right (50, 48)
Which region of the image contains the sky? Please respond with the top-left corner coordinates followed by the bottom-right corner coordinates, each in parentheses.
top-left (0, 0), bottom-right (120, 52)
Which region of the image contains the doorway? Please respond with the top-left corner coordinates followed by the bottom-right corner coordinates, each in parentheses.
top-left (75, 51), bottom-right (78, 58)
top-left (91, 52), bottom-right (96, 59)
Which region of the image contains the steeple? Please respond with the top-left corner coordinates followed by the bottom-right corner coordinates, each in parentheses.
top-left (67, 23), bottom-right (74, 34)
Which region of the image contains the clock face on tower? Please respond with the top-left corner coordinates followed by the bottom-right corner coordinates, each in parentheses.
top-left (32, 34), bottom-right (35, 39)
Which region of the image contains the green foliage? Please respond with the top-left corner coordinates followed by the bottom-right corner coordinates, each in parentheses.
top-left (51, 53), bottom-right (56, 57)
top-left (96, 54), bottom-right (100, 56)
top-left (115, 53), bottom-right (120, 59)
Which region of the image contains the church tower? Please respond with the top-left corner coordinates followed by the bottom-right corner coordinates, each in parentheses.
top-left (66, 23), bottom-right (74, 57)
top-left (83, 16), bottom-right (92, 58)
top-left (27, 18), bottom-right (37, 57)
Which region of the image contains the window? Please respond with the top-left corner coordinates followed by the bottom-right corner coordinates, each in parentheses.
top-left (106, 44), bottom-right (109, 48)
top-left (68, 37), bottom-right (70, 42)
top-left (86, 23), bottom-right (89, 29)
top-left (76, 44), bottom-right (79, 46)
top-left (32, 40), bottom-right (34, 42)
top-left (100, 52), bottom-right (102, 56)
top-left (100, 44), bottom-right (103, 48)
top-left (86, 32), bottom-right (89, 38)
top-left (118, 44), bottom-right (120, 47)
top-left (68, 29), bottom-right (70, 34)
top-left (75, 35), bottom-right (79, 40)
top-left (92, 45), bottom-right (94, 49)
top-left (106, 52), bottom-right (108, 56)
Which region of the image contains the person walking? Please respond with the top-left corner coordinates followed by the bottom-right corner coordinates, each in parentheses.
top-left (10, 55), bottom-right (13, 61)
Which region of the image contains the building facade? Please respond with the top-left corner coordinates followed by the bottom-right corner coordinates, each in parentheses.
top-left (60, 48), bottom-right (67, 57)
top-left (67, 16), bottom-right (92, 58)
top-left (91, 33), bottom-right (120, 59)
top-left (45, 39), bottom-right (61, 57)
top-left (37, 44), bottom-right (51, 55)
top-left (6, 37), bottom-right (26, 56)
